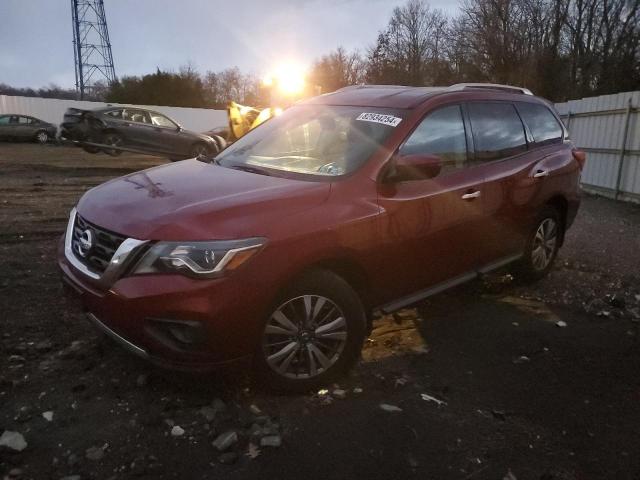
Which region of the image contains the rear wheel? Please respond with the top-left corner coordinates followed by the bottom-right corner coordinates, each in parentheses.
top-left (513, 205), bottom-right (562, 281)
top-left (82, 136), bottom-right (101, 153)
top-left (82, 145), bottom-right (101, 154)
top-left (102, 132), bottom-right (123, 156)
top-left (254, 269), bottom-right (366, 392)
top-left (35, 131), bottom-right (49, 144)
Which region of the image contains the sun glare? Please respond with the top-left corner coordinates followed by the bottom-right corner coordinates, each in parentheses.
top-left (263, 62), bottom-right (306, 95)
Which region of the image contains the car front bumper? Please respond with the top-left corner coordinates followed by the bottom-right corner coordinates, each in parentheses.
top-left (58, 234), bottom-right (268, 371)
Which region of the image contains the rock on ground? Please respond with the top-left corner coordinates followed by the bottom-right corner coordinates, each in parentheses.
top-left (0, 430), bottom-right (27, 451)
top-left (260, 435), bottom-right (282, 448)
top-left (85, 445), bottom-right (105, 461)
top-left (213, 431), bottom-right (238, 451)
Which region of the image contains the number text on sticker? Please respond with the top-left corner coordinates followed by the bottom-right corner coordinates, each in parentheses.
top-left (356, 113), bottom-right (402, 127)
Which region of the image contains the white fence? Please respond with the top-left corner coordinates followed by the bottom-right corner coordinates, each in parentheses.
top-left (555, 91), bottom-right (640, 203)
top-left (0, 95), bottom-right (227, 133)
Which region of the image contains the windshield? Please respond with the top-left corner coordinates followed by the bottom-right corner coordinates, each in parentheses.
top-left (216, 105), bottom-right (405, 178)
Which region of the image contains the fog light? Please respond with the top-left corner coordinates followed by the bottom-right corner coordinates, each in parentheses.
top-left (145, 318), bottom-right (205, 351)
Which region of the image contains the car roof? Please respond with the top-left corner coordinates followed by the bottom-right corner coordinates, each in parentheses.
top-left (304, 83), bottom-right (537, 109)
top-left (95, 106), bottom-right (167, 117)
top-left (304, 85), bottom-right (445, 109)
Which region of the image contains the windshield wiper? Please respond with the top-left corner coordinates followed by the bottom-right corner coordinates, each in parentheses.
top-left (228, 164), bottom-right (273, 176)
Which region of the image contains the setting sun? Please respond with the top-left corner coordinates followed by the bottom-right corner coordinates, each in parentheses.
top-left (263, 62), bottom-right (307, 95)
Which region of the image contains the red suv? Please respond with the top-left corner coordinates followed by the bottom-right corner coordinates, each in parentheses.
top-left (58, 83), bottom-right (584, 391)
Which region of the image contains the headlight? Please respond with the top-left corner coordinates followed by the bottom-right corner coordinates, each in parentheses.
top-left (132, 238), bottom-right (266, 278)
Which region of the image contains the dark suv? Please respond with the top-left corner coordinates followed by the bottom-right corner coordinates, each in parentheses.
top-left (58, 83), bottom-right (584, 391)
top-left (60, 106), bottom-right (221, 160)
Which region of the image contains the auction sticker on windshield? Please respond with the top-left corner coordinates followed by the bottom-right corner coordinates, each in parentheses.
top-left (356, 112), bottom-right (402, 127)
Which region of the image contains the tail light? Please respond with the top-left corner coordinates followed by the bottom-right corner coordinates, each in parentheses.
top-left (572, 149), bottom-right (586, 170)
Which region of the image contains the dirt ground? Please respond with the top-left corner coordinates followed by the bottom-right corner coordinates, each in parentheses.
top-left (1, 143), bottom-right (640, 480)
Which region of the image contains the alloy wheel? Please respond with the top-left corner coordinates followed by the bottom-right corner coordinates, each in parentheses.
top-left (262, 295), bottom-right (348, 379)
top-left (531, 217), bottom-right (558, 271)
top-left (36, 132), bottom-right (48, 144)
top-left (103, 134), bottom-right (123, 156)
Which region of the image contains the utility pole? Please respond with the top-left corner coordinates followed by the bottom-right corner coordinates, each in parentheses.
top-left (71, 0), bottom-right (116, 100)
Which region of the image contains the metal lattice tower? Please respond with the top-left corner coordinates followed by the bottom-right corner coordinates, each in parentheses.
top-left (71, 0), bottom-right (116, 99)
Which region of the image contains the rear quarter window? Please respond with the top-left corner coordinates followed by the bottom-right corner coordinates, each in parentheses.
top-left (468, 102), bottom-right (527, 161)
top-left (516, 102), bottom-right (563, 145)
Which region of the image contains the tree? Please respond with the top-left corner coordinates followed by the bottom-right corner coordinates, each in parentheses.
top-left (0, 83), bottom-right (80, 100)
top-left (309, 47), bottom-right (365, 93)
top-left (457, 0), bottom-right (640, 100)
top-left (203, 67), bottom-right (260, 107)
top-left (366, 0), bottom-right (450, 86)
top-left (106, 68), bottom-right (206, 107)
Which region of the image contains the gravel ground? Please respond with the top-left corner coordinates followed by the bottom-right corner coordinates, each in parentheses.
top-left (1, 144), bottom-right (640, 480)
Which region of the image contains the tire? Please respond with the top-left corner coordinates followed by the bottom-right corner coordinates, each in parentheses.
top-left (35, 131), bottom-right (49, 144)
top-left (189, 142), bottom-right (210, 159)
top-left (82, 133), bottom-right (103, 153)
top-left (513, 205), bottom-right (562, 282)
top-left (102, 132), bottom-right (123, 156)
top-left (254, 269), bottom-right (367, 392)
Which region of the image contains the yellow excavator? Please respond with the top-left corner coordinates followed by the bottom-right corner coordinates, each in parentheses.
top-left (225, 63), bottom-right (319, 142)
top-left (227, 102), bottom-right (282, 142)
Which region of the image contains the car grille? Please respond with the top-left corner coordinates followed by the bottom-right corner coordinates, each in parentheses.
top-left (71, 214), bottom-right (126, 274)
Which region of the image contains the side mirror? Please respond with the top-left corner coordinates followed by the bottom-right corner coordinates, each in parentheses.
top-left (387, 153), bottom-right (443, 182)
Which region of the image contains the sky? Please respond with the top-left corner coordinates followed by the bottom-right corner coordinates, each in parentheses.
top-left (0, 0), bottom-right (459, 89)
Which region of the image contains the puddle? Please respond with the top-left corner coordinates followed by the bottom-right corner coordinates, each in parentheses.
top-left (495, 295), bottom-right (560, 323)
top-left (362, 309), bottom-right (428, 361)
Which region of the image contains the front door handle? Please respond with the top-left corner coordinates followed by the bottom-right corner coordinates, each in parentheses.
top-left (461, 190), bottom-right (481, 200)
top-left (533, 169), bottom-right (549, 178)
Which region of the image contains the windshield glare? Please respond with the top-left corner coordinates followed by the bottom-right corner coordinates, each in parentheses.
top-left (216, 105), bottom-right (404, 178)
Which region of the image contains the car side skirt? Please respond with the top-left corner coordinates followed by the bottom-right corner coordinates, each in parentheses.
top-left (378, 253), bottom-right (522, 314)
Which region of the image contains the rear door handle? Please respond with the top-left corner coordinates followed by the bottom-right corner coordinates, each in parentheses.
top-left (461, 190), bottom-right (481, 200)
top-left (533, 169), bottom-right (549, 178)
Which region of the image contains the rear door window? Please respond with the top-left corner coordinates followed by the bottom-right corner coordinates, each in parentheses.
top-left (468, 102), bottom-right (527, 161)
top-left (516, 102), bottom-right (563, 145)
top-left (400, 104), bottom-right (468, 175)
top-left (124, 109), bottom-right (151, 124)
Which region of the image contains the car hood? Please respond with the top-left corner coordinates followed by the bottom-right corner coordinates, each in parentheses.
top-left (77, 160), bottom-right (331, 240)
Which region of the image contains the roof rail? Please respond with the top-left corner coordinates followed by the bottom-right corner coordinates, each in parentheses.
top-left (447, 83), bottom-right (533, 95)
top-left (334, 84), bottom-right (418, 92)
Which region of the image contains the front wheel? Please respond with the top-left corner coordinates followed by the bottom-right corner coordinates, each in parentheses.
top-left (35, 131), bottom-right (49, 144)
top-left (513, 205), bottom-right (562, 281)
top-left (102, 132), bottom-right (123, 156)
top-left (254, 269), bottom-right (366, 392)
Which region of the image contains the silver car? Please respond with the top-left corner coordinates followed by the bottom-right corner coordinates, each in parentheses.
top-left (0, 114), bottom-right (57, 144)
